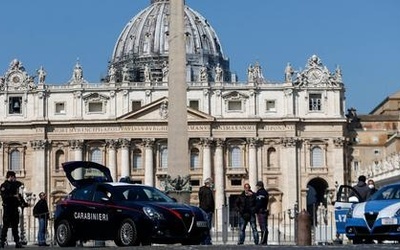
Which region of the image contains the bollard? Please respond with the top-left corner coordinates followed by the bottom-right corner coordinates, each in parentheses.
top-left (296, 209), bottom-right (311, 246)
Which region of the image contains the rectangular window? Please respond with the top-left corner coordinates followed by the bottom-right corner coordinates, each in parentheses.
top-left (353, 161), bottom-right (359, 172)
top-left (231, 179), bottom-right (242, 186)
top-left (132, 101), bottom-right (142, 112)
top-left (189, 100), bottom-right (199, 110)
top-left (228, 100), bottom-right (242, 111)
top-left (9, 96), bottom-right (22, 114)
top-left (266, 100), bottom-right (276, 112)
top-left (309, 94), bottom-right (322, 111)
top-left (190, 180), bottom-right (200, 187)
top-left (88, 102), bottom-right (103, 113)
top-left (55, 102), bottom-right (66, 114)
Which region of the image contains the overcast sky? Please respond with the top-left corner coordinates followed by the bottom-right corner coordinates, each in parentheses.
top-left (0, 0), bottom-right (399, 114)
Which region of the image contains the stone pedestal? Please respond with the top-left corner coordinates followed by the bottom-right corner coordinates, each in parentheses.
top-left (167, 191), bottom-right (191, 204)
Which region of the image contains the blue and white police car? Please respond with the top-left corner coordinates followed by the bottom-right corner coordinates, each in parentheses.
top-left (344, 183), bottom-right (400, 243)
top-left (54, 161), bottom-right (209, 247)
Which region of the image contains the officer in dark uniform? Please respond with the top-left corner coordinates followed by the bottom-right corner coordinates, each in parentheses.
top-left (255, 181), bottom-right (269, 245)
top-left (0, 171), bottom-right (24, 248)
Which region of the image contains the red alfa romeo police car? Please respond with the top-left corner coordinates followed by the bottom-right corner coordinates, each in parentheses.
top-left (54, 161), bottom-right (209, 246)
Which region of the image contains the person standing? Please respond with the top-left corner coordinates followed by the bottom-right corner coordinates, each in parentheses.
top-left (352, 175), bottom-right (370, 202)
top-left (33, 192), bottom-right (50, 246)
top-left (198, 178), bottom-right (215, 245)
top-left (0, 171), bottom-right (24, 248)
top-left (255, 181), bottom-right (269, 245)
top-left (235, 183), bottom-right (259, 245)
top-left (367, 179), bottom-right (378, 198)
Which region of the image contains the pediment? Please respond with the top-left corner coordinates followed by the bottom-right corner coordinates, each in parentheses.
top-left (222, 91), bottom-right (249, 100)
top-left (82, 92), bottom-right (110, 101)
top-left (118, 97), bottom-right (215, 122)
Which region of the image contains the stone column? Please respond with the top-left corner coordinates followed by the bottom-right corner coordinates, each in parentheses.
top-left (201, 138), bottom-right (213, 182)
top-left (70, 140), bottom-right (83, 179)
top-left (281, 137), bottom-right (298, 210)
top-left (120, 139), bottom-right (131, 179)
top-left (214, 138), bottom-right (225, 230)
top-left (333, 138), bottom-right (345, 188)
top-left (144, 138), bottom-right (155, 186)
top-left (31, 140), bottom-right (47, 196)
top-left (107, 139), bottom-right (118, 182)
top-left (248, 138), bottom-right (258, 187)
top-left (71, 140), bottom-right (83, 161)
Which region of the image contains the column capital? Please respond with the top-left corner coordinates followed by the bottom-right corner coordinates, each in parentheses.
top-left (69, 140), bottom-right (83, 150)
top-left (106, 139), bottom-right (119, 149)
top-left (30, 140), bottom-right (47, 150)
top-left (215, 138), bottom-right (225, 148)
top-left (119, 138), bottom-right (131, 148)
top-left (247, 137), bottom-right (260, 148)
top-left (333, 137), bottom-right (345, 147)
top-left (280, 137), bottom-right (299, 147)
top-left (200, 137), bottom-right (213, 147)
top-left (143, 138), bottom-right (155, 148)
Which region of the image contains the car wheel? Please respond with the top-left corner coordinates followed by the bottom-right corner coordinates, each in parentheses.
top-left (55, 220), bottom-right (76, 247)
top-left (352, 237), bottom-right (363, 244)
top-left (114, 218), bottom-right (138, 246)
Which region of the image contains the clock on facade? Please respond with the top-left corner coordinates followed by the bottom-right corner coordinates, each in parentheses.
top-left (307, 68), bottom-right (323, 84)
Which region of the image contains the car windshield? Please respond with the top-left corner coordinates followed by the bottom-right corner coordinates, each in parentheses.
top-left (369, 184), bottom-right (400, 201)
top-left (113, 185), bottom-right (175, 203)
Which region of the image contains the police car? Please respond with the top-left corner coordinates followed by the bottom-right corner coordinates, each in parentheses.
top-left (343, 183), bottom-right (400, 243)
top-left (54, 161), bottom-right (209, 247)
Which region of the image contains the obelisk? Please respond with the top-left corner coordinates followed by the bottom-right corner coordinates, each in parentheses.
top-left (167, 0), bottom-right (190, 203)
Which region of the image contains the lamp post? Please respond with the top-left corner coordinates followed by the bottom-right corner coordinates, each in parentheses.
top-left (21, 189), bottom-right (36, 245)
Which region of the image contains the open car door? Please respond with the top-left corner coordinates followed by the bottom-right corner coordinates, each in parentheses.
top-left (334, 185), bottom-right (362, 235)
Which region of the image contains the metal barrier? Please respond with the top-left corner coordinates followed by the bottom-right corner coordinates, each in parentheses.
top-left (0, 204), bottom-right (336, 246)
top-left (210, 205), bottom-right (337, 245)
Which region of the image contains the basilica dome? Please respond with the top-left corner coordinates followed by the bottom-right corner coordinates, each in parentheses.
top-left (109, 0), bottom-right (230, 83)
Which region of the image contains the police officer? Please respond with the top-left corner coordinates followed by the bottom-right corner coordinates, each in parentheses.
top-left (198, 178), bottom-right (215, 245)
top-left (255, 181), bottom-right (269, 245)
top-left (0, 171), bottom-right (24, 248)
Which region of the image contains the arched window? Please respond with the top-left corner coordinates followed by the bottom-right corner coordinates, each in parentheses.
top-left (311, 146), bottom-right (323, 167)
top-left (160, 146), bottom-right (168, 169)
top-left (230, 146), bottom-right (242, 168)
top-left (91, 148), bottom-right (103, 164)
top-left (190, 148), bottom-right (200, 170)
top-left (132, 149), bottom-right (142, 170)
top-left (267, 147), bottom-right (277, 170)
top-left (10, 150), bottom-right (21, 171)
top-left (55, 150), bottom-right (65, 172)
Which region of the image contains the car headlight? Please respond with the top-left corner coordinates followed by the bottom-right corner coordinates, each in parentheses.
top-left (143, 207), bottom-right (165, 220)
top-left (395, 209), bottom-right (400, 217)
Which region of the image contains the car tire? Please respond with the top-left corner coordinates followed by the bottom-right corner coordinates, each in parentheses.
top-left (55, 220), bottom-right (76, 247)
top-left (114, 218), bottom-right (138, 246)
top-left (352, 237), bottom-right (363, 244)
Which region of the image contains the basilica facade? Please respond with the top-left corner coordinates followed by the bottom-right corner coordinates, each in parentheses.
top-left (0, 0), bottom-right (348, 220)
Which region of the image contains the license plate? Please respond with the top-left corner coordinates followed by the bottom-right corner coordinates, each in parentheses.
top-left (196, 221), bottom-right (208, 227)
top-left (381, 218), bottom-right (397, 225)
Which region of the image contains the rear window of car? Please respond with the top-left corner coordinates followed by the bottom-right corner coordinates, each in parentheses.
top-left (371, 185), bottom-right (400, 200)
top-left (71, 185), bottom-right (93, 201)
top-left (113, 186), bottom-right (174, 203)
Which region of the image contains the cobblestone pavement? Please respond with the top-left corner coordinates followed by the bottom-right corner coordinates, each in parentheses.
top-left (6, 242), bottom-right (400, 250)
